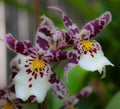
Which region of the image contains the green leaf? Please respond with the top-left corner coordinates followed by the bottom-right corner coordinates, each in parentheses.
top-left (67, 65), bottom-right (89, 95)
top-left (106, 91), bottom-right (120, 109)
top-left (64, 0), bottom-right (98, 19)
top-left (24, 103), bottom-right (38, 109)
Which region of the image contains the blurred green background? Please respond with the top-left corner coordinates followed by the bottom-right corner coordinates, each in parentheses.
top-left (0, 0), bottom-right (120, 109)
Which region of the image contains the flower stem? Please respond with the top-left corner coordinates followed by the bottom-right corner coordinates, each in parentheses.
top-left (33, 0), bottom-right (40, 29)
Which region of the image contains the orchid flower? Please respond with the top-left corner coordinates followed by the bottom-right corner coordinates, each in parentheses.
top-left (48, 6), bottom-right (114, 79)
top-left (3, 17), bottom-right (70, 103)
top-left (0, 82), bottom-right (25, 109)
top-left (40, 15), bottom-right (75, 49)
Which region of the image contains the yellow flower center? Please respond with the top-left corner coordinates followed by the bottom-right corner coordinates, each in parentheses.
top-left (80, 40), bottom-right (93, 51)
top-left (31, 59), bottom-right (45, 71)
top-left (2, 103), bottom-right (14, 109)
top-left (49, 44), bottom-right (55, 49)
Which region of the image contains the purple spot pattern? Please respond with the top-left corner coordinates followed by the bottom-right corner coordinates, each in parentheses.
top-left (52, 30), bottom-right (75, 49)
top-left (36, 36), bottom-right (49, 50)
top-left (5, 34), bottom-right (15, 50)
top-left (49, 6), bottom-right (80, 37)
top-left (49, 73), bottom-right (60, 84)
top-left (0, 87), bottom-right (25, 109)
top-left (39, 28), bottom-right (51, 37)
top-left (62, 14), bottom-right (80, 37)
top-left (43, 49), bottom-right (69, 62)
top-left (5, 34), bottom-right (38, 57)
top-left (51, 73), bottom-right (69, 101)
top-left (83, 12), bottom-right (111, 39)
top-left (64, 45), bottom-right (81, 79)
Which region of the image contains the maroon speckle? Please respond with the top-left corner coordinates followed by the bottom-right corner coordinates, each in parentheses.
top-left (29, 84), bottom-right (32, 88)
top-left (46, 67), bottom-right (49, 73)
top-left (32, 72), bottom-right (35, 76)
top-left (25, 65), bottom-right (29, 67)
top-left (90, 53), bottom-right (94, 57)
top-left (28, 78), bottom-right (32, 81)
top-left (28, 59), bottom-right (34, 61)
top-left (26, 69), bottom-right (32, 74)
top-left (40, 72), bottom-right (44, 77)
top-left (34, 73), bottom-right (37, 79)
top-left (84, 51), bottom-right (87, 54)
top-left (93, 48), bottom-right (97, 53)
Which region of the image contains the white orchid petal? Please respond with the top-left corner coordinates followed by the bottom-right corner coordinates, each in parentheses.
top-left (14, 68), bottom-right (52, 103)
top-left (79, 49), bottom-right (114, 74)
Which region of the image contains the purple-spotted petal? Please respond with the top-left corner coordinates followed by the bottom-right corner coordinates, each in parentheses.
top-left (52, 29), bottom-right (75, 49)
top-left (4, 34), bottom-right (37, 57)
top-left (82, 11), bottom-right (112, 39)
top-left (50, 72), bottom-right (69, 101)
top-left (64, 45), bottom-right (81, 81)
top-left (48, 6), bottom-right (80, 39)
top-left (43, 49), bottom-right (69, 62)
top-left (35, 16), bottom-right (55, 51)
top-left (72, 86), bottom-right (92, 102)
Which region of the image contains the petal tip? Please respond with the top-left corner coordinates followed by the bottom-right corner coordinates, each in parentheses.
top-left (48, 6), bottom-right (62, 14)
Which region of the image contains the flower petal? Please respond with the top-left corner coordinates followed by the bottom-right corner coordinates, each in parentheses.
top-left (48, 6), bottom-right (80, 39)
top-left (73, 86), bottom-right (92, 102)
top-left (79, 41), bottom-right (114, 76)
top-left (4, 34), bottom-right (37, 57)
top-left (35, 16), bottom-right (55, 51)
top-left (9, 54), bottom-right (22, 82)
top-left (82, 11), bottom-right (112, 39)
top-left (52, 29), bottom-right (75, 49)
top-left (43, 49), bottom-right (69, 62)
top-left (50, 73), bottom-right (69, 101)
top-left (64, 45), bottom-right (81, 81)
top-left (14, 62), bottom-right (53, 103)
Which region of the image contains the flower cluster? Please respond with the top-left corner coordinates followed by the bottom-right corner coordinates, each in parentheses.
top-left (0, 6), bottom-right (113, 109)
